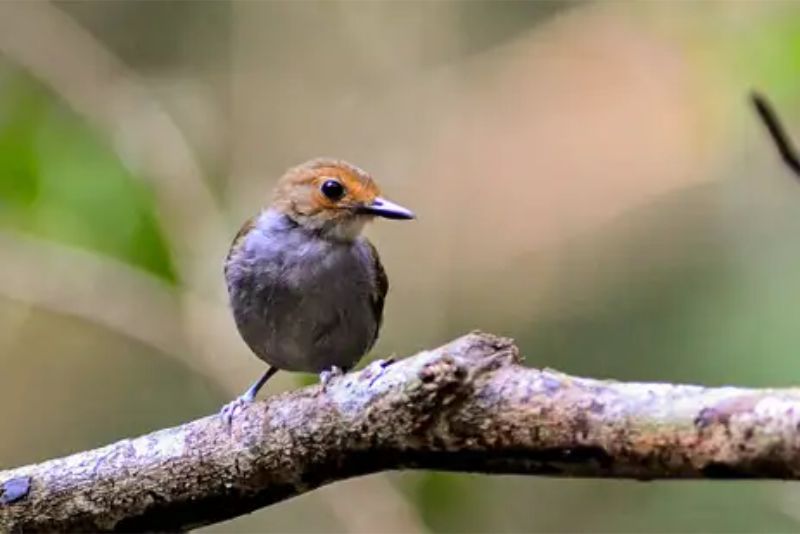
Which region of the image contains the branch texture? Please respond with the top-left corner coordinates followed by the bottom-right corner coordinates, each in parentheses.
top-left (3, 332), bottom-right (800, 532)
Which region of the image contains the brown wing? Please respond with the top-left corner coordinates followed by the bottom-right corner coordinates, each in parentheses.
top-left (364, 239), bottom-right (388, 345)
top-left (224, 215), bottom-right (257, 279)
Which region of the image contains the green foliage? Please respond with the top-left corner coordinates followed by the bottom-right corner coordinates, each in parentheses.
top-left (0, 72), bottom-right (176, 282)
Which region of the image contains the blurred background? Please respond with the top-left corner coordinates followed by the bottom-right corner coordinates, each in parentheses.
top-left (1, 1), bottom-right (800, 532)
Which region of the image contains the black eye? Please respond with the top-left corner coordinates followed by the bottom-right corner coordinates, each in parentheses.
top-left (321, 179), bottom-right (345, 200)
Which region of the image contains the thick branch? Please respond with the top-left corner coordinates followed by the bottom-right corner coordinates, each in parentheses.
top-left (3, 332), bottom-right (800, 532)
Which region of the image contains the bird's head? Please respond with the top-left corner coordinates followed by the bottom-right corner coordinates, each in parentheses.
top-left (271, 158), bottom-right (414, 241)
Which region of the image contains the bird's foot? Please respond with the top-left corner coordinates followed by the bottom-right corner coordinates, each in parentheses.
top-left (219, 392), bottom-right (255, 427)
top-left (319, 365), bottom-right (345, 391)
top-left (364, 357), bottom-right (396, 386)
top-left (375, 356), bottom-right (396, 368)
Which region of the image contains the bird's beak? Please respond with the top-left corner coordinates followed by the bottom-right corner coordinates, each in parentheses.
top-left (357, 197), bottom-right (415, 220)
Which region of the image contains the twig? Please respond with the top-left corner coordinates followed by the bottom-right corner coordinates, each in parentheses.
top-left (3, 331), bottom-right (800, 532)
top-left (0, 231), bottom-right (187, 358)
top-left (0, 230), bottom-right (254, 392)
top-left (751, 91), bottom-right (800, 178)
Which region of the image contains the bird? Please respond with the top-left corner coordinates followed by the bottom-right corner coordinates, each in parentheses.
top-left (221, 158), bottom-right (414, 422)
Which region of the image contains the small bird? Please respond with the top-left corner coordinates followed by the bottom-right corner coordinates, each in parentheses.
top-left (221, 158), bottom-right (414, 422)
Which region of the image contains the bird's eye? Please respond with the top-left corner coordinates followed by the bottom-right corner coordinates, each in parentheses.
top-left (321, 179), bottom-right (345, 200)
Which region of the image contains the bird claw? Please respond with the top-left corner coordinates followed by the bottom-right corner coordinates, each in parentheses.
top-left (319, 366), bottom-right (345, 391)
top-left (364, 357), bottom-right (395, 386)
top-left (219, 394), bottom-right (254, 427)
top-left (375, 357), bottom-right (395, 368)
top-left (220, 367), bottom-right (278, 427)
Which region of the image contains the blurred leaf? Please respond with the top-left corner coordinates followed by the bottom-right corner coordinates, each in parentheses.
top-left (0, 73), bottom-right (43, 210)
top-left (0, 72), bottom-right (176, 281)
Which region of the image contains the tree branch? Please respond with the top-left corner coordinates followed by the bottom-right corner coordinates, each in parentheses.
top-left (3, 331), bottom-right (800, 532)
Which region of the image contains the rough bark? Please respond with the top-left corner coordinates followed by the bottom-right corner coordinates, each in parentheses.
top-left (3, 331), bottom-right (800, 532)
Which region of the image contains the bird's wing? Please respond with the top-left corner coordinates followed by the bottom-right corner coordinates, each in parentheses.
top-left (364, 239), bottom-right (388, 345)
top-left (224, 215), bottom-right (257, 279)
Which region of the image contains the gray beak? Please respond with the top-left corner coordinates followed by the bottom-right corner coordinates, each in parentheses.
top-left (358, 197), bottom-right (415, 220)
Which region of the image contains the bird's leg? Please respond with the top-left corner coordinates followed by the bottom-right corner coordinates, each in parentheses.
top-left (319, 365), bottom-right (348, 391)
top-left (220, 366), bottom-right (279, 426)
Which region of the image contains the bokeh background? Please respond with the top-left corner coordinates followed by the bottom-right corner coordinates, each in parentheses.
top-left (2, 1), bottom-right (800, 532)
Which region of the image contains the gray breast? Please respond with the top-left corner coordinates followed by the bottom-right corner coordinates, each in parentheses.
top-left (225, 210), bottom-right (379, 373)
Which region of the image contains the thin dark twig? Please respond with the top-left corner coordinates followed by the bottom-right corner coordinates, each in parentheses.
top-left (751, 91), bottom-right (800, 178)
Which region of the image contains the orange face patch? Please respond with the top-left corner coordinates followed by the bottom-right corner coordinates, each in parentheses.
top-left (310, 166), bottom-right (381, 211)
top-left (273, 159), bottom-right (382, 219)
